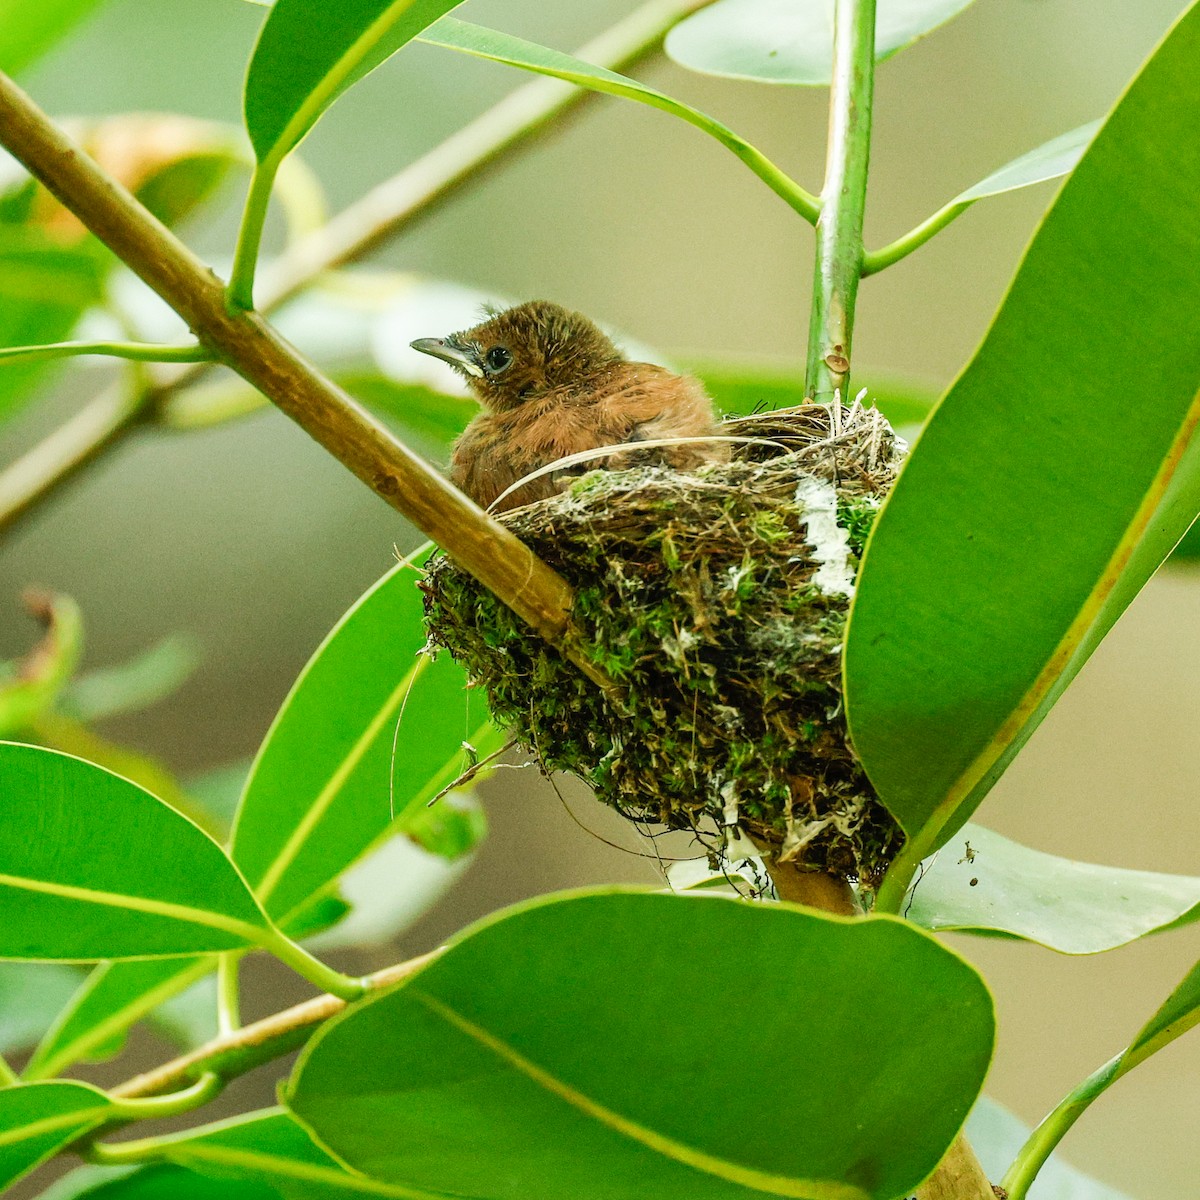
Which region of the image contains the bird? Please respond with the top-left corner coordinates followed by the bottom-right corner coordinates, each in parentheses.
top-left (410, 300), bottom-right (725, 512)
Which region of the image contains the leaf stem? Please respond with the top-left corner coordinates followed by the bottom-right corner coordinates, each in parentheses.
top-left (862, 198), bottom-right (973, 276)
top-left (110, 953), bottom-right (438, 1100)
top-left (257, 928), bottom-right (366, 1001)
top-left (0, 340), bottom-right (212, 367)
top-left (216, 953), bottom-right (241, 1036)
top-left (1001, 1055), bottom-right (1122, 1200)
top-left (104, 1072), bottom-right (224, 1125)
top-left (227, 162), bottom-right (276, 311)
top-left (805, 0), bottom-right (876, 401)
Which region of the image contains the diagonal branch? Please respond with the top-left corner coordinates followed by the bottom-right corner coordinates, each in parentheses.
top-left (0, 69), bottom-right (611, 691)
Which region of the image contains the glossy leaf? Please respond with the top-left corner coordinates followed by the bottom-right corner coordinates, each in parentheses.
top-left (242, 0), bottom-right (465, 168)
top-left (665, 0), bottom-right (977, 85)
top-left (845, 3), bottom-right (1200, 882)
top-left (0, 0), bottom-right (105, 75)
top-left (0, 742), bottom-right (273, 959)
top-left (416, 18), bottom-right (817, 220)
top-left (0, 963), bottom-right (82, 1053)
top-left (56, 1164), bottom-right (281, 1200)
top-left (687, 360), bottom-right (936, 427)
top-left (230, 560), bottom-right (484, 926)
top-left (24, 958), bottom-right (214, 1080)
top-left (288, 891), bottom-right (994, 1200)
top-left (111, 1107), bottom-right (415, 1198)
top-left (1119, 957), bottom-right (1200, 1076)
top-left (908, 824), bottom-right (1200, 954)
top-left (0, 1081), bottom-right (111, 1190)
top-left (956, 122), bottom-right (1099, 204)
top-left (966, 1097), bottom-right (1130, 1200)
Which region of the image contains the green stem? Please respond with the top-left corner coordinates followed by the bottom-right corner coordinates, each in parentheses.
top-left (862, 198), bottom-right (974, 276)
top-left (227, 161), bottom-right (276, 311)
top-left (805, 0), bottom-right (876, 401)
top-left (1001, 1055), bottom-right (1123, 1200)
top-left (871, 838), bottom-right (924, 915)
top-left (216, 954), bottom-right (241, 1036)
top-left (104, 1072), bottom-right (223, 1124)
top-left (258, 927), bottom-right (366, 1001)
top-left (0, 1053), bottom-right (19, 1087)
top-left (0, 340), bottom-right (211, 367)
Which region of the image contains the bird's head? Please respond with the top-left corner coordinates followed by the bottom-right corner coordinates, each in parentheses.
top-left (410, 300), bottom-right (621, 411)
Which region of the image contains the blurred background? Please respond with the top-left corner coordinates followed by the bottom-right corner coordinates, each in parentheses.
top-left (2, 0), bottom-right (1198, 1196)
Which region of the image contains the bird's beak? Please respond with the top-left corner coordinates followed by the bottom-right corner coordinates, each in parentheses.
top-left (409, 337), bottom-right (484, 378)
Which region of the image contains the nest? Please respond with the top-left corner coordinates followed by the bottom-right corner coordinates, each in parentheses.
top-left (422, 401), bottom-right (906, 883)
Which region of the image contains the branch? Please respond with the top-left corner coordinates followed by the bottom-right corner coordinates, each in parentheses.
top-left (0, 70), bottom-right (612, 691)
top-left (805, 0), bottom-right (876, 401)
top-left (110, 953), bottom-right (438, 1100)
top-left (0, 0), bottom-right (714, 537)
top-left (0, 339), bottom-right (210, 367)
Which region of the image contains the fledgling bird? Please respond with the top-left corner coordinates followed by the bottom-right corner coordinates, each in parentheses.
top-left (411, 301), bottom-right (725, 512)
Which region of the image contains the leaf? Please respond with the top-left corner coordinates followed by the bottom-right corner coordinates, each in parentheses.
top-left (955, 123), bottom-right (1100, 205)
top-left (61, 635), bottom-right (201, 724)
top-left (664, 0), bottom-right (978, 85)
top-left (230, 560), bottom-right (487, 926)
top-left (0, 742), bottom-right (274, 959)
top-left (965, 1097), bottom-right (1131, 1200)
top-left (104, 1108), bottom-right (415, 1199)
top-left (907, 824), bottom-right (1200, 954)
top-left (416, 18), bottom-right (816, 220)
top-left (844, 2), bottom-right (1200, 882)
top-left (686, 360), bottom-right (936, 427)
top-left (53, 1164), bottom-right (282, 1200)
top-left (242, 0), bottom-right (465, 169)
top-left (0, 963), bottom-right (82, 1053)
top-left (288, 891), bottom-right (994, 1200)
top-left (24, 958), bottom-right (215, 1080)
top-left (0, 0), bottom-right (105, 76)
top-left (0, 590), bottom-right (82, 736)
top-left (0, 1081), bottom-right (112, 1190)
top-left (1120, 957), bottom-right (1200, 1075)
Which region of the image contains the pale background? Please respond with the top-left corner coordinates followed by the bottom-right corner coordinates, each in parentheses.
top-left (1, 1), bottom-right (1198, 1196)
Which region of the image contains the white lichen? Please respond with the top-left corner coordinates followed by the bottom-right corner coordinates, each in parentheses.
top-left (793, 475), bottom-right (856, 598)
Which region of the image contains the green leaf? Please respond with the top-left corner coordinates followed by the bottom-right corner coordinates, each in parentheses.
top-left (1120, 957), bottom-right (1200, 1076)
top-left (0, 229), bottom-right (106, 426)
top-left (908, 824), bottom-right (1200, 954)
top-left (61, 635), bottom-right (201, 725)
top-left (664, 0), bottom-right (978, 85)
top-left (242, 0), bottom-right (465, 168)
top-left (687, 360), bottom-right (936, 427)
top-left (24, 958), bottom-right (215, 1080)
top-left (965, 1097), bottom-right (1131, 1200)
top-left (416, 18), bottom-right (817, 221)
top-left (288, 891), bottom-right (994, 1200)
top-left (845, 2), bottom-right (1200, 892)
top-left (0, 742), bottom-right (273, 959)
top-left (230, 560), bottom-right (484, 925)
top-left (0, 0), bottom-right (105, 76)
top-left (54, 1164), bottom-right (282, 1200)
top-left (0, 963), bottom-right (82, 1054)
top-left (0, 1081), bottom-right (112, 1190)
top-left (955, 123), bottom-right (1100, 204)
top-left (105, 1108), bottom-right (411, 1199)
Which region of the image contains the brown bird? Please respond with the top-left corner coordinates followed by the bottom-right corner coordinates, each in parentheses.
top-left (411, 300), bottom-right (724, 512)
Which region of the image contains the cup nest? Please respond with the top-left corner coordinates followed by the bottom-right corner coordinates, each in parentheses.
top-left (422, 401), bottom-right (906, 884)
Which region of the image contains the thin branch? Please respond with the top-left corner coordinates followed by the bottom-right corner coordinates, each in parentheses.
top-left (805, 0), bottom-right (876, 401)
top-left (0, 69), bottom-right (612, 693)
top-left (0, 339), bottom-right (211, 367)
top-left (110, 953), bottom-right (439, 1100)
top-left (862, 197), bottom-right (973, 276)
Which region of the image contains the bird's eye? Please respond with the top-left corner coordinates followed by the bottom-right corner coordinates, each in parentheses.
top-left (484, 346), bottom-right (512, 373)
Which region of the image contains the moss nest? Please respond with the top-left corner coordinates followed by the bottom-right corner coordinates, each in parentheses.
top-left (422, 401), bottom-right (906, 884)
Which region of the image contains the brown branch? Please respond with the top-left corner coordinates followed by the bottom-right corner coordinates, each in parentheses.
top-left (0, 70), bottom-right (615, 689)
top-left (111, 953), bottom-right (438, 1099)
top-left (0, 0), bottom-right (713, 537)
